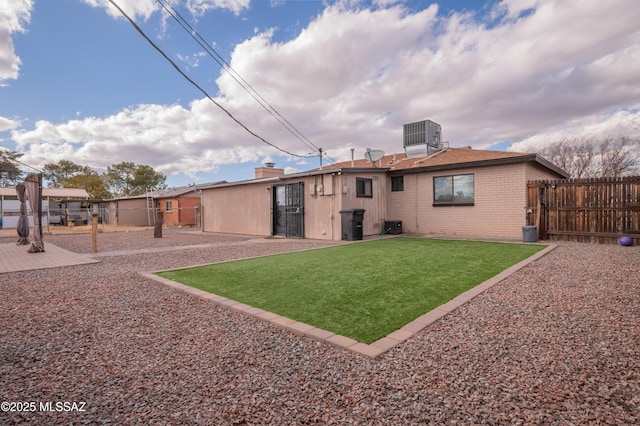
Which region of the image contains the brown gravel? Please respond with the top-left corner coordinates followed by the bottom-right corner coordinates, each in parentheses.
top-left (1, 229), bottom-right (638, 424)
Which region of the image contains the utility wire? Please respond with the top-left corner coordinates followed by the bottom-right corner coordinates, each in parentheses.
top-left (107, 0), bottom-right (316, 160)
top-left (154, 0), bottom-right (338, 165)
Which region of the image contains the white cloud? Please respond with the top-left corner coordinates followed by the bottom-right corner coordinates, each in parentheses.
top-left (0, 115), bottom-right (19, 132)
top-left (11, 101), bottom-right (270, 178)
top-left (81, 0), bottom-right (158, 21)
top-left (213, 0), bottom-right (640, 154)
top-left (509, 106), bottom-right (640, 152)
top-left (177, 51), bottom-right (207, 69)
top-left (185, 0), bottom-right (250, 16)
top-left (7, 0), bottom-right (640, 181)
top-left (0, 0), bottom-right (32, 83)
top-left (82, 0), bottom-right (252, 20)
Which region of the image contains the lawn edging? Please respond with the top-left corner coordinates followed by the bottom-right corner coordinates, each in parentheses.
top-left (142, 243), bottom-right (557, 359)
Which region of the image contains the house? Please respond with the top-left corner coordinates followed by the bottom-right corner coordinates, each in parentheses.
top-left (200, 138), bottom-right (568, 241)
top-left (103, 183), bottom-right (223, 227)
top-left (155, 185), bottom-right (204, 227)
top-left (0, 187), bottom-right (90, 229)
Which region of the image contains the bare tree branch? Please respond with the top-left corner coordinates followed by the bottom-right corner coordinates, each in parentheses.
top-left (534, 136), bottom-right (639, 178)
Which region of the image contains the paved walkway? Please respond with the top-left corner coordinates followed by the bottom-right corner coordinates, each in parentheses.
top-left (0, 242), bottom-right (100, 273)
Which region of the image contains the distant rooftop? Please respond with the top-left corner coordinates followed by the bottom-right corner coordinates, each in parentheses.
top-left (0, 187), bottom-right (90, 199)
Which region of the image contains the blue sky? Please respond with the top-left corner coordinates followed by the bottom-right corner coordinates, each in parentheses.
top-left (1, 0), bottom-right (639, 187)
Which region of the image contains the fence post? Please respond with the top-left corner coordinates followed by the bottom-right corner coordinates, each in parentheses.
top-left (154, 211), bottom-right (163, 238)
top-left (91, 213), bottom-right (99, 253)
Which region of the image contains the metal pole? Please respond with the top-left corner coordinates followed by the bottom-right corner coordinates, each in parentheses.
top-left (38, 173), bottom-right (43, 241)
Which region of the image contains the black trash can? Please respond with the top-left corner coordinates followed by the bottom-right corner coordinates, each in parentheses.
top-left (340, 209), bottom-right (366, 241)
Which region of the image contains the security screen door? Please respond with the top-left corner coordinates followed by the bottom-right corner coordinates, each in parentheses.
top-left (273, 182), bottom-right (304, 238)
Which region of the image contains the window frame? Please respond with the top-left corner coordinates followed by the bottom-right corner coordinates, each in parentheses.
top-left (356, 177), bottom-right (373, 198)
top-left (165, 200), bottom-right (173, 212)
top-left (391, 176), bottom-right (404, 192)
top-left (433, 173), bottom-right (475, 206)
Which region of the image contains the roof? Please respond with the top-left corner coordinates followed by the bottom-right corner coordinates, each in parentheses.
top-left (199, 147), bottom-right (568, 190)
top-left (0, 187), bottom-right (90, 198)
top-left (106, 182), bottom-right (226, 201)
top-left (152, 185), bottom-right (201, 199)
top-left (325, 147), bottom-right (568, 177)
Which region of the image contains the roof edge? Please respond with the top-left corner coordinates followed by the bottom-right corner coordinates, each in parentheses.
top-left (201, 167), bottom-right (390, 189)
top-left (389, 153), bottom-right (568, 177)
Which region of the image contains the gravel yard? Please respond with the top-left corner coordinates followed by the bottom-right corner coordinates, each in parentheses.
top-left (1, 229), bottom-right (638, 424)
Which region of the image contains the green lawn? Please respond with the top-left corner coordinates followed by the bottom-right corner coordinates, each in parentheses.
top-left (157, 238), bottom-right (545, 343)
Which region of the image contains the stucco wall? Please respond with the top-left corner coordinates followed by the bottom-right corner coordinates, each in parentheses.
top-left (305, 174), bottom-right (340, 240)
top-left (202, 183), bottom-right (273, 236)
top-left (109, 199), bottom-right (150, 227)
top-left (338, 171), bottom-right (389, 237)
top-left (202, 175), bottom-right (345, 240)
top-left (201, 172), bottom-right (389, 240)
top-left (387, 163), bottom-right (548, 240)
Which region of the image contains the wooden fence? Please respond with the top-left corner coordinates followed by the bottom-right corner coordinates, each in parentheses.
top-left (527, 176), bottom-right (640, 244)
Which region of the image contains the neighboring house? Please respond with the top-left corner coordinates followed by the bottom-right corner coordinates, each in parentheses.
top-left (0, 187), bottom-right (90, 229)
top-left (155, 185), bottom-right (204, 227)
top-left (200, 144), bottom-right (567, 241)
top-left (104, 183), bottom-right (222, 227)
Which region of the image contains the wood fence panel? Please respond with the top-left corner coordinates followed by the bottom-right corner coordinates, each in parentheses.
top-left (527, 176), bottom-right (640, 244)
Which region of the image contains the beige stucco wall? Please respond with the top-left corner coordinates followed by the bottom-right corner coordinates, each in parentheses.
top-left (106, 198), bottom-right (150, 226)
top-left (201, 170), bottom-right (390, 240)
top-left (387, 162), bottom-right (559, 240)
top-left (202, 182), bottom-right (273, 236)
top-left (202, 174), bottom-right (343, 240)
top-left (338, 171), bottom-right (389, 237)
top-left (305, 174), bottom-right (340, 240)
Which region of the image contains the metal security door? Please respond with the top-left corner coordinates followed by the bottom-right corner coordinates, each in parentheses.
top-left (273, 182), bottom-right (304, 238)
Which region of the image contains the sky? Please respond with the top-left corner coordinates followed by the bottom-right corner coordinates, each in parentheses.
top-left (1, 0), bottom-right (639, 187)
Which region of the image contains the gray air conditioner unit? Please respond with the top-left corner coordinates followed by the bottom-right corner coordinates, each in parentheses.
top-left (403, 120), bottom-right (442, 158)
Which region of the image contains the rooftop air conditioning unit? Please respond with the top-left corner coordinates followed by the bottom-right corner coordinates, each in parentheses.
top-left (403, 120), bottom-right (443, 158)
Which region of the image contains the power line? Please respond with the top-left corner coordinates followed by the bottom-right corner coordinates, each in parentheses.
top-left (154, 0), bottom-right (337, 164)
top-left (107, 0), bottom-right (316, 160)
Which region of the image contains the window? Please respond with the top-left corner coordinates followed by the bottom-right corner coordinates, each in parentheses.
top-left (356, 177), bottom-right (372, 198)
top-left (433, 174), bottom-right (474, 205)
top-left (391, 176), bottom-right (404, 192)
top-left (165, 201), bottom-right (173, 212)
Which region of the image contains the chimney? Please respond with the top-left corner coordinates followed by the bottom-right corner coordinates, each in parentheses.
top-left (351, 148), bottom-right (355, 167)
top-left (255, 163), bottom-right (285, 179)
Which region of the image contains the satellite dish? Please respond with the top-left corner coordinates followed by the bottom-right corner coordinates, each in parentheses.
top-left (364, 149), bottom-right (385, 165)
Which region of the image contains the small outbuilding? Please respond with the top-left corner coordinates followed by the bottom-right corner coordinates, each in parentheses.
top-left (0, 187), bottom-right (90, 229)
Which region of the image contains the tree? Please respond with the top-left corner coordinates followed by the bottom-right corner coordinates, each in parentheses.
top-left (61, 171), bottom-right (111, 199)
top-left (106, 162), bottom-right (166, 197)
top-left (535, 136), bottom-right (639, 178)
top-left (42, 159), bottom-right (166, 198)
top-left (43, 160), bottom-right (90, 187)
top-left (0, 149), bottom-right (23, 186)
top-left (130, 164), bottom-right (166, 195)
top-left (597, 136), bottom-right (638, 177)
top-left (105, 162), bottom-right (136, 197)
